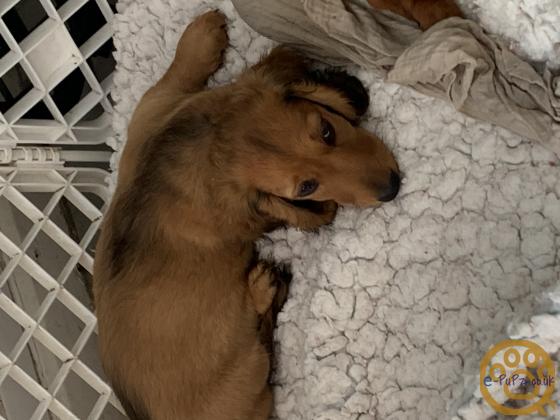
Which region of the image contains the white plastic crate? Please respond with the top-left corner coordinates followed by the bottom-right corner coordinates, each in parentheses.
top-left (0, 1), bottom-right (121, 419)
top-left (0, 0), bottom-right (114, 146)
top-left (0, 167), bottom-right (127, 420)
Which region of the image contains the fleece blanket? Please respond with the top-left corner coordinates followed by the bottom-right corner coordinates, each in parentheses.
top-left (231, 0), bottom-right (560, 156)
top-left (110, 0), bottom-right (560, 418)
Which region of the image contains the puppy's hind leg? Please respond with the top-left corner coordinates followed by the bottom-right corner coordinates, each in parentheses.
top-left (246, 265), bottom-right (290, 420)
top-left (253, 264), bottom-right (291, 351)
top-left (251, 387), bottom-right (273, 420)
top-left (158, 11), bottom-right (228, 93)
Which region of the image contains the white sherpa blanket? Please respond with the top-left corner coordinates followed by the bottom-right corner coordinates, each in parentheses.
top-left (110, 0), bottom-right (560, 418)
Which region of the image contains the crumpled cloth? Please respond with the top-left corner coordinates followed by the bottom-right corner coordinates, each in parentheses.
top-left (231, 0), bottom-right (560, 157)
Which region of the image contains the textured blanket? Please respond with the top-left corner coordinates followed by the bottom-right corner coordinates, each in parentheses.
top-left (110, 0), bottom-right (560, 418)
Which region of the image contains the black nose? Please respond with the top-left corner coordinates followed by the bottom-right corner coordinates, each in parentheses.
top-left (378, 171), bottom-right (401, 202)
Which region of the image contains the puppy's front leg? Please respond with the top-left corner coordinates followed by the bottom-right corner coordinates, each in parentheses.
top-left (158, 11), bottom-right (228, 93)
top-left (258, 195), bottom-right (338, 230)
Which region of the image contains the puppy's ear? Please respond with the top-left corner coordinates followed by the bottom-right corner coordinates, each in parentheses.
top-left (251, 46), bottom-right (369, 122)
top-left (286, 70), bottom-right (370, 123)
top-left (251, 46), bottom-right (310, 86)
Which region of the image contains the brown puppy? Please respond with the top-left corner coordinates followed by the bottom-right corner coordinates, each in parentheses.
top-left (368, 0), bottom-right (463, 29)
top-left (94, 11), bottom-right (400, 420)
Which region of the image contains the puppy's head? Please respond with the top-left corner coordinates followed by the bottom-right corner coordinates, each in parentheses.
top-left (232, 50), bottom-right (400, 208)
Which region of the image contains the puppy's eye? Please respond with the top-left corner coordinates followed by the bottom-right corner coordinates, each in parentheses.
top-left (297, 179), bottom-right (319, 197)
top-left (320, 119), bottom-right (336, 146)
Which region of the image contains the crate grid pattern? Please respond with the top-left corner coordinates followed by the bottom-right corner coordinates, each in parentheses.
top-left (0, 0), bottom-right (121, 417)
top-left (0, 0), bottom-right (114, 145)
top-left (0, 167), bottom-right (124, 420)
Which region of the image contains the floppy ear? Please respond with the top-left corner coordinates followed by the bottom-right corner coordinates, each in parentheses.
top-left (286, 70), bottom-right (370, 123)
top-left (250, 46), bottom-right (369, 122)
top-left (250, 46), bottom-right (310, 86)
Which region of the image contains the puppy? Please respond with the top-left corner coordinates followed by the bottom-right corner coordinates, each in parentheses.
top-left (368, 0), bottom-right (463, 29)
top-left (93, 11), bottom-right (400, 420)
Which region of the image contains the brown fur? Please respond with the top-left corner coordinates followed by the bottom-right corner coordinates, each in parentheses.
top-left (368, 0), bottom-right (463, 29)
top-left (94, 11), bottom-right (399, 420)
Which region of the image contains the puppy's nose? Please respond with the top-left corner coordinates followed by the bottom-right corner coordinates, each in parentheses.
top-left (378, 170), bottom-right (401, 202)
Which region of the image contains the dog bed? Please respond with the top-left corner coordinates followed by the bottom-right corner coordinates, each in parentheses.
top-left (110, 0), bottom-right (560, 418)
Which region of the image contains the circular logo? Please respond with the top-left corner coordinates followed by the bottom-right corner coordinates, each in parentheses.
top-left (480, 339), bottom-right (556, 415)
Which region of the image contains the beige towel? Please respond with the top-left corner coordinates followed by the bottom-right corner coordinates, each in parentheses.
top-left (231, 0), bottom-right (560, 156)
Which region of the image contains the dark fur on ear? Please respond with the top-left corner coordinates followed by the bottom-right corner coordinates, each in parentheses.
top-left (306, 69), bottom-right (370, 118)
top-left (251, 46), bottom-right (310, 87)
top-left (284, 69), bottom-right (370, 123)
top-left (251, 45), bottom-right (370, 122)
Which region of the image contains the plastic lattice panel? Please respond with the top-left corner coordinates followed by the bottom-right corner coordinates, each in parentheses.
top-left (0, 168), bottom-right (126, 420)
top-left (0, 0), bottom-right (116, 145)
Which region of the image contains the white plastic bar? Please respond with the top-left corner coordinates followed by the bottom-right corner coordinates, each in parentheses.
top-left (0, 0), bottom-right (19, 16)
top-left (0, 0), bottom-right (115, 145)
top-left (58, 0), bottom-right (90, 22)
top-left (0, 167), bottom-right (124, 418)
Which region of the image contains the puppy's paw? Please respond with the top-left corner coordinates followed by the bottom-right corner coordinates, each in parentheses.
top-left (248, 262), bottom-right (278, 315)
top-left (248, 262), bottom-right (293, 315)
top-left (295, 200), bottom-right (338, 231)
top-left (316, 200), bottom-right (339, 226)
top-left (177, 11), bottom-right (228, 78)
top-left (270, 264), bottom-right (292, 311)
top-left (257, 195), bottom-right (338, 231)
